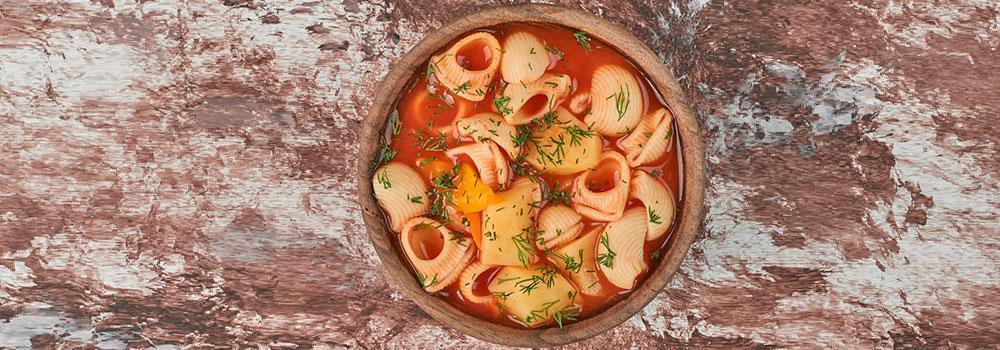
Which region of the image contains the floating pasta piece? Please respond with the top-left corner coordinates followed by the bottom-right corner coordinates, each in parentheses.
top-left (499, 73), bottom-right (571, 125)
top-left (431, 32), bottom-right (502, 102)
top-left (571, 151), bottom-right (630, 221)
top-left (630, 170), bottom-right (676, 241)
top-left (400, 217), bottom-right (474, 292)
top-left (585, 65), bottom-right (643, 136)
top-left (480, 178), bottom-right (542, 266)
top-left (459, 261), bottom-right (497, 304)
top-left (446, 142), bottom-right (509, 190)
top-left (488, 265), bottom-right (579, 327)
top-left (500, 31), bottom-right (549, 85)
top-left (454, 112), bottom-right (520, 158)
top-left (596, 208), bottom-right (648, 290)
top-left (372, 162), bottom-right (430, 232)
top-left (551, 226), bottom-right (604, 296)
top-left (568, 92), bottom-right (591, 115)
top-left (523, 107), bottom-right (601, 175)
top-left (535, 205), bottom-right (583, 250)
top-left (619, 108), bottom-right (674, 167)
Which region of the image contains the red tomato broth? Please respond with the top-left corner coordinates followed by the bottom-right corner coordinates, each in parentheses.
top-left (378, 23), bottom-right (684, 329)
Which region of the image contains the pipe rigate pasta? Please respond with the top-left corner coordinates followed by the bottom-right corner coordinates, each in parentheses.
top-left (373, 162), bottom-right (430, 232)
top-left (535, 205), bottom-right (583, 250)
top-left (585, 65), bottom-right (643, 136)
top-left (595, 208), bottom-right (647, 289)
top-left (431, 32), bottom-right (501, 102)
top-left (454, 112), bottom-right (520, 158)
top-left (498, 73), bottom-right (571, 125)
top-left (619, 108), bottom-right (674, 167)
top-left (445, 142), bottom-right (510, 190)
top-left (571, 151), bottom-right (630, 222)
top-left (630, 170), bottom-right (675, 241)
top-left (500, 31), bottom-right (550, 85)
top-left (400, 217), bottom-right (474, 292)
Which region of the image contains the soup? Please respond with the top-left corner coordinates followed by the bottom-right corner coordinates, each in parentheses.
top-left (370, 23), bottom-right (683, 329)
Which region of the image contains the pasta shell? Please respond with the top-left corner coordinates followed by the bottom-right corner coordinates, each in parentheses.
top-left (585, 65), bottom-right (643, 136)
top-left (431, 32), bottom-right (501, 102)
top-left (619, 108), bottom-right (674, 167)
top-left (571, 151), bottom-right (630, 221)
top-left (454, 112), bottom-right (520, 158)
top-left (596, 208), bottom-right (648, 290)
top-left (400, 217), bottom-right (474, 292)
top-left (499, 73), bottom-right (571, 125)
top-left (523, 107), bottom-right (602, 175)
top-left (445, 142), bottom-right (510, 190)
top-left (630, 170), bottom-right (676, 241)
top-left (372, 162), bottom-right (430, 232)
top-left (551, 225), bottom-right (604, 296)
top-left (480, 178), bottom-right (542, 266)
top-left (458, 261), bottom-right (496, 304)
top-left (488, 265), bottom-right (578, 327)
top-left (535, 205), bottom-right (583, 250)
top-left (500, 31), bottom-right (549, 85)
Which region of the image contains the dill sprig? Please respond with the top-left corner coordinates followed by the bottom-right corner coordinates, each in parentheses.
top-left (573, 31), bottom-right (592, 51)
top-left (648, 207), bottom-right (663, 225)
top-left (546, 185), bottom-right (573, 206)
top-left (614, 85), bottom-right (630, 121)
top-left (552, 305), bottom-right (580, 329)
top-left (596, 232), bottom-right (616, 268)
top-left (561, 124), bottom-right (594, 146)
top-left (453, 80), bottom-right (472, 94)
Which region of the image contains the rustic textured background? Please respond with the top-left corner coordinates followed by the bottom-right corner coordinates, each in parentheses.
top-left (0, 0), bottom-right (997, 348)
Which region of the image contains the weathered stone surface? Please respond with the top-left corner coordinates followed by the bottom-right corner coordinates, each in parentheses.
top-left (0, 0), bottom-right (996, 348)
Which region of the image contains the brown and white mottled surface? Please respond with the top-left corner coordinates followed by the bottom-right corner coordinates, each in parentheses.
top-left (0, 0), bottom-right (997, 348)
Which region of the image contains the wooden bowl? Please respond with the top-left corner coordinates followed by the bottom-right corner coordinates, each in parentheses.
top-left (355, 4), bottom-right (706, 347)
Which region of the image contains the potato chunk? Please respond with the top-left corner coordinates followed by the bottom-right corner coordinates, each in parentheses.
top-left (488, 265), bottom-right (579, 327)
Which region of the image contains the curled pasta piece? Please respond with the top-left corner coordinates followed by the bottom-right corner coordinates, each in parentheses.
top-left (619, 108), bottom-right (674, 167)
top-left (596, 208), bottom-right (648, 290)
top-left (500, 31), bottom-right (549, 85)
top-left (454, 112), bottom-right (519, 158)
top-left (372, 162), bottom-right (430, 232)
top-left (499, 73), bottom-right (571, 125)
top-left (584, 65), bottom-right (643, 136)
top-left (458, 261), bottom-right (496, 304)
top-left (523, 107), bottom-right (601, 175)
top-left (480, 178), bottom-right (542, 266)
top-left (630, 170), bottom-right (676, 241)
top-left (571, 151), bottom-right (630, 221)
top-left (535, 205), bottom-right (583, 250)
top-left (445, 142), bottom-right (510, 190)
top-left (551, 225), bottom-right (604, 296)
top-left (431, 32), bottom-right (501, 102)
top-left (400, 217), bottom-right (474, 292)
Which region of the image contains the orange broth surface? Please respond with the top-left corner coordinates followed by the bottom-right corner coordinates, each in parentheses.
top-left (379, 23), bottom-right (684, 328)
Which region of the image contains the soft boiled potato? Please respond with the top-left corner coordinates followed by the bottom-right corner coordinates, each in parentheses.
top-left (479, 178), bottom-right (541, 266)
top-left (488, 265), bottom-right (579, 327)
top-left (524, 107), bottom-right (601, 175)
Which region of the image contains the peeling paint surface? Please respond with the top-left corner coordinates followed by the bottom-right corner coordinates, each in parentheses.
top-left (0, 0), bottom-right (997, 348)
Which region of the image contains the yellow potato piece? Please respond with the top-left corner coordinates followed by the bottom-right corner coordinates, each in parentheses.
top-left (480, 178), bottom-right (541, 266)
top-left (488, 265), bottom-right (579, 327)
top-left (551, 226), bottom-right (604, 296)
top-left (524, 107), bottom-right (601, 175)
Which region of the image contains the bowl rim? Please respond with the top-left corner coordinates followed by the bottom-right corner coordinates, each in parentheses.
top-left (355, 4), bottom-right (706, 347)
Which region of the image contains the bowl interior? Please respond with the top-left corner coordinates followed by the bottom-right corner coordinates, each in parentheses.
top-left (355, 4), bottom-right (706, 347)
